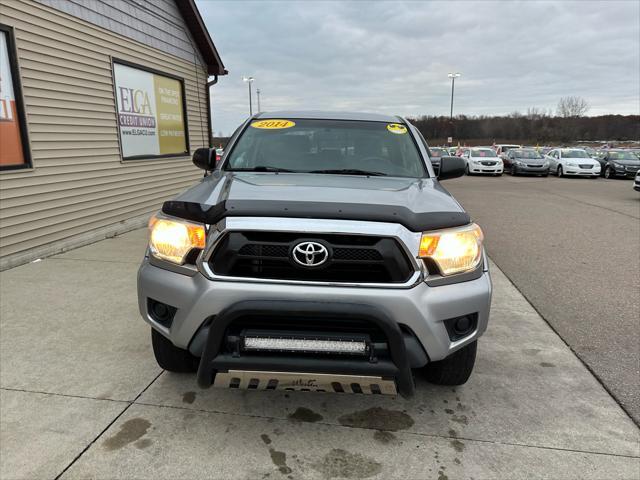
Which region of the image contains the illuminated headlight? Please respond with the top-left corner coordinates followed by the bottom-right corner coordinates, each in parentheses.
top-left (148, 214), bottom-right (206, 264)
top-left (243, 337), bottom-right (368, 355)
top-left (419, 223), bottom-right (484, 276)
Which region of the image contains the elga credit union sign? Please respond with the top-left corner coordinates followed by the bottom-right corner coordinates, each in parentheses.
top-left (113, 62), bottom-right (187, 159)
top-left (0, 28), bottom-right (28, 168)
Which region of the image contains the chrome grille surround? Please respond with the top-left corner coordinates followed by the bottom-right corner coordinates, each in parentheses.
top-left (197, 217), bottom-right (425, 289)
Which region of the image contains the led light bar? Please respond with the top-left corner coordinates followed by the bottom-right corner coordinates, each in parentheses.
top-left (243, 336), bottom-right (368, 355)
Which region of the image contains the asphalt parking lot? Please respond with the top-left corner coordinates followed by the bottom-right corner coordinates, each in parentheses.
top-left (1, 211), bottom-right (639, 479)
top-left (446, 174), bottom-right (640, 425)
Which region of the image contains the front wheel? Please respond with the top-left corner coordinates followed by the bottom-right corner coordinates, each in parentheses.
top-left (151, 328), bottom-right (199, 372)
top-left (557, 165), bottom-right (564, 177)
top-left (422, 341), bottom-right (477, 386)
top-left (604, 167), bottom-right (613, 179)
top-left (511, 166), bottom-right (518, 176)
top-left (465, 165), bottom-right (471, 176)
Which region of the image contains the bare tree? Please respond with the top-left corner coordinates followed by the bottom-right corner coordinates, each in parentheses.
top-left (557, 96), bottom-right (590, 117)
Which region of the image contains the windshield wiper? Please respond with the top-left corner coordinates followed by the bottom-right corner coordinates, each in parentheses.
top-left (308, 169), bottom-right (388, 176)
top-left (228, 166), bottom-right (294, 173)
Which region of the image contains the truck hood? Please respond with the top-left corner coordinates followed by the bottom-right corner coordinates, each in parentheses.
top-left (162, 172), bottom-right (470, 232)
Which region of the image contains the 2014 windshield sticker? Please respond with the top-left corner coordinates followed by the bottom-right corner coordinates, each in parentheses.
top-left (387, 123), bottom-right (407, 134)
top-left (251, 119), bottom-right (296, 129)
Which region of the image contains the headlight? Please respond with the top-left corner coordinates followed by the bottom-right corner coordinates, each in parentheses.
top-left (543, 162), bottom-right (549, 167)
top-left (148, 214), bottom-right (206, 264)
top-left (419, 223), bottom-right (484, 276)
top-left (567, 162), bottom-right (578, 167)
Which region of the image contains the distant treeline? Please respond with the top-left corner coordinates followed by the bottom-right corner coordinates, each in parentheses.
top-left (409, 114), bottom-right (640, 145)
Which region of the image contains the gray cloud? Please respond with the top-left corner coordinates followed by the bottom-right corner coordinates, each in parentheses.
top-left (197, 0), bottom-right (640, 135)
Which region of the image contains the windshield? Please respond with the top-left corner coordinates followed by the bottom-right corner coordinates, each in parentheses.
top-left (513, 149), bottom-right (543, 159)
top-left (430, 147), bottom-right (446, 157)
top-left (224, 119), bottom-right (427, 177)
top-left (609, 151), bottom-right (637, 161)
top-left (562, 149), bottom-right (590, 158)
top-left (470, 149), bottom-right (496, 157)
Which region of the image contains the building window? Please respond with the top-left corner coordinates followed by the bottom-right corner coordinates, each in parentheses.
top-left (112, 59), bottom-right (189, 160)
top-left (0, 24), bottom-right (31, 171)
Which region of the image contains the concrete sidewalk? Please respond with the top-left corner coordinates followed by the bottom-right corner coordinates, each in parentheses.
top-left (1, 229), bottom-right (638, 479)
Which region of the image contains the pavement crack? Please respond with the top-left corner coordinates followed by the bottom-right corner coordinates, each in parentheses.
top-left (48, 257), bottom-right (140, 264)
top-left (0, 387), bottom-right (130, 404)
top-left (53, 370), bottom-right (165, 480)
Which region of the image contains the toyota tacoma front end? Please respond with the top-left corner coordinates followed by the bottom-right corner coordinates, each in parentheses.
top-left (137, 111), bottom-right (492, 396)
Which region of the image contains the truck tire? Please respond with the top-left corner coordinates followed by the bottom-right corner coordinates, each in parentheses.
top-left (151, 328), bottom-right (199, 372)
top-left (423, 341), bottom-right (477, 385)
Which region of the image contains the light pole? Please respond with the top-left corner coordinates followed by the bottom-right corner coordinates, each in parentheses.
top-left (448, 72), bottom-right (461, 120)
top-left (243, 76), bottom-right (254, 116)
top-left (256, 88), bottom-right (261, 113)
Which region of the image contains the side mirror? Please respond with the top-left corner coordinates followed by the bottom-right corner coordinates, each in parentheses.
top-left (192, 147), bottom-right (215, 171)
top-left (438, 156), bottom-right (466, 180)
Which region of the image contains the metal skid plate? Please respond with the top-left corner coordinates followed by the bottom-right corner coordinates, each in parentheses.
top-left (213, 370), bottom-right (397, 395)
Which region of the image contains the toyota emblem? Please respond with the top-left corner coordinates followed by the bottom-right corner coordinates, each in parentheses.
top-left (292, 241), bottom-right (329, 267)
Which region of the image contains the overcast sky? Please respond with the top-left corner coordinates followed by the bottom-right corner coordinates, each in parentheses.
top-left (196, 0), bottom-right (640, 136)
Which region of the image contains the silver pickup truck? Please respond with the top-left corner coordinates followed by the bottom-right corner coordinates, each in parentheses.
top-left (137, 111), bottom-right (492, 397)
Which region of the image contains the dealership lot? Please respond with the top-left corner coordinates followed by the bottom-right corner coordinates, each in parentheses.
top-left (447, 175), bottom-right (640, 425)
top-left (1, 177), bottom-right (639, 479)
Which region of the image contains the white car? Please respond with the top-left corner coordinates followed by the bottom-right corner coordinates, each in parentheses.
top-left (545, 148), bottom-right (601, 177)
top-left (634, 171), bottom-right (640, 192)
top-left (462, 147), bottom-right (504, 176)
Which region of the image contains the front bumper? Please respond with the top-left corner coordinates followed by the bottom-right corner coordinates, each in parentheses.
top-left (563, 167), bottom-right (600, 176)
top-left (612, 168), bottom-right (640, 178)
top-left (468, 164), bottom-right (503, 174)
top-left (513, 165), bottom-right (549, 174)
top-left (138, 258), bottom-right (492, 370)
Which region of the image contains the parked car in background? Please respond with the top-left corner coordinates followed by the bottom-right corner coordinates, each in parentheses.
top-left (494, 144), bottom-right (522, 160)
top-left (504, 148), bottom-right (549, 176)
top-left (601, 150), bottom-right (640, 179)
top-left (634, 171), bottom-right (640, 191)
top-left (428, 147), bottom-right (448, 174)
top-left (582, 146), bottom-right (598, 159)
top-left (537, 146), bottom-right (553, 156)
top-left (594, 149), bottom-right (608, 165)
top-left (463, 147), bottom-right (503, 176)
top-left (546, 148), bottom-right (601, 177)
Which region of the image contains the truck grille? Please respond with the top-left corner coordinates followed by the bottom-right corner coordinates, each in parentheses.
top-left (209, 231), bottom-right (414, 283)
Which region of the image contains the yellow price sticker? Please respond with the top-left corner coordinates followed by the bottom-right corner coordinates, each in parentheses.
top-left (387, 123), bottom-right (407, 134)
top-left (251, 119), bottom-right (296, 129)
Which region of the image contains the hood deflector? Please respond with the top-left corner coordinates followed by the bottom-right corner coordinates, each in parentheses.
top-left (162, 199), bottom-right (470, 232)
